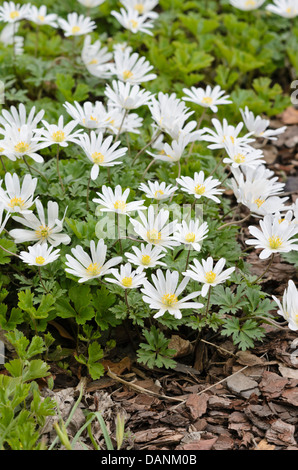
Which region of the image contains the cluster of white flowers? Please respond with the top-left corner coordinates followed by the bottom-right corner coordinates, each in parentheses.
top-left (230, 0), bottom-right (298, 18)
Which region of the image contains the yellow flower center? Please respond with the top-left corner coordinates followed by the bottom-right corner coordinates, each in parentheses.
top-left (185, 232), bottom-right (196, 243)
top-left (286, 7), bottom-right (293, 14)
top-left (205, 270), bottom-right (217, 283)
top-left (254, 198), bottom-right (265, 208)
top-left (8, 197), bottom-right (25, 209)
top-left (35, 225), bottom-right (50, 240)
top-left (122, 276), bottom-right (133, 287)
top-left (113, 200), bottom-right (127, 212)
top-left (123, 70), bottom-right (133, 80)
top-left (147, 229), bottom-right (162, 244)
top-left (91, 152), bottom-right (104, 164)
top-left (0, 147), bottom-right (4, 152)
top-left (234, 153), bottom-right (246, 164)
top-left (134, 4), bottom-right (144, 13)
top-left (129, 19), bottom-right (139, 29)
top-left (86, 262), bottom-right (101, 276)
top-left (201, 96), bottom-right (213, 105)
top-left (162, 293), bottom-right (178, 307)
top-left (154, 190), bottom-right (164, 199)
top-left (35, 256), bottom-right (45, 265)
top-left (38, 15), bottom-right (45, 22)
top-left (88, 59), bottom-right (98, 65)
top-left (10, 10), bottom-right (20, 19)
top-left (14, 142), bottom-right (30, 154)
top-left (141, 255), bottom-right (151, 265)
top-left (268, 236), bottom-right (283, 250)
top-left (194, 184), bottom-right (206, 195)
top-left (71, 26), bottom-right (81, 34)
top-left (52, 130), bottom-right (65, 143)
top-left (245, 0), bottom-right (256, 7)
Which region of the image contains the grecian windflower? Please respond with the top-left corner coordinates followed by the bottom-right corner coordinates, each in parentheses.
top-left (0, 173), bottom-right (37, 214)
top-left (120, 0), bottom-right (159, 16)
top-left (182, 85), bottom-right (232, 113)
top-left (130, 205), bottom-right (180, 251)
top-left (77, 131), bottom-right (127, 180)
top-left (0, 1), bottom-right (30, 23)
top-left (176, 171), bottom-right (223, 203)
top-left (184, 257), bottom-right (235, 298)
top-left (111, 47), bottom-right (157, 84)
top-left (147, 135), bottom-right (191, 164)
top-left (201, 118), bottom-right (254, 150)
top-left (246, 213), bottom-right (298, 259)
top-left (105, 80), bottom-right (153, 110)
top-left (65, 239), bottom-right (122, 283)
top-left (9, 200), bottom-right (71, 247)
top-left (103, 108), bottom-right (143, 135)
top-left (93, 185), bottom-right (146, 216)
top-left (33, 116), bottom-right (83, 147)
top-left (125, 243), bottom-right (166, 272)
top-left (81, 35), bottom-right (113, 79)
top-left (0, 23), bottom-right (24, 55)
top-left (63, 101), bottom-right (105, 130)
top-left (58, 12), bottom-right (96, 37)
top-left (111, 7), bottom-right (155, 36)
top-left (223, 140), bottom-right (265, 169)
top-left (0, 202), bottom-right (10, 235)
top-left (229, 0), bottom-right (266, 10)
top-left (1, 124), bottom-right (51, 163)
top-left (173, 219), bottom-right (209, 252)
top-left (240, 107), bottom-right (287, 140)
top-left (29, 5), bottom-right (58, 28)
top-left (0, 103), bottom-right (44, 133)
top-left (105, 262), bottom-right (146, 289)
top-left (139, 181), bottom-right (178, 201)
top-left (77, 0), bottom-right (106, 7)
top-left (19, 242), bottom-right (60, 267)
top-left (272, 280), bottom-right (298, 331)
top-left (141, 269), bottom-right (203, 319)
top-left (266, 0), bottom-right (298, 18)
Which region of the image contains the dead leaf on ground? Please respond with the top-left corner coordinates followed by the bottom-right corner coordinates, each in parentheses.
top-left (168, 335), bottom-right (193, 358)
top-left (254, 439), bottom-right (276, 451)
top-left (281, 107), bottom-right (298, 125)
top-left (102, 357), bottom-right (131, 375)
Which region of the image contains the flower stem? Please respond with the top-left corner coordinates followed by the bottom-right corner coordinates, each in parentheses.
top-left (38, 267), bottom-right (49, 294)
top-left (0, 244), bottom-right (19, 258)
top-left (23, 156), bottom-right (49, 184)
top-left (217, 213), bottom-right (251, 231)
top-left (142, 159), bottom-right (154, 179)
top-left (114, 109), bottom-right (128, 143)
top-left (86, 175), bottom-right (91, 211)
top-left (187, 109), bottom-right (207, 158)
top-left (56, 145), bottom-right (65, 192)
top-left (0, 156), bottom-right (6, 172)
top-left (117, 213), bottom-right (123, 255)
top-left (251, 254), bottom-right (275, 285)
top-left (132, 130), bottom-right (162, 165)
top-left (185, 248), bottom-right (191, 271)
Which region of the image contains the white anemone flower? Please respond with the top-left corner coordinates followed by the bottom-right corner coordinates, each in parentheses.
top-left (105, 262), bottom-right (146, 289)
top-left (141, 269), bottom-right (203, 319)
top-left (120, 0), bottom-right (159, 15)
top-left (149, 92), bottom-right (194, 137)
top-left (1, 124), bottom-right (51, 163)
top-left (0, 23), bottom-right (24, 54)
top-left (266, 0), bottom-right (298, 18)
top-left (63, 101), bottom-right (105, 130)
top-left (65, 239), bottom-right (122, 283)
top-left (81, 35), bottom-right (113, 79)
top-left (111, 7), bottom-right (155, 36)
top-left (0, 173), bottom-right (37, 214)
top-left (111, 47), bottom-right (157, 84)
top-left (184, 257), bottom-right (235, 298)
top-left (77, 131), bottom-right (127, 180)
top-left (125, 243), bottom-right (166, 272)
top-left (272, 280), bottom-right (298, 331)
top-left (246, 213), bottom-right (298, 259)
top-left (0, 1), bottom-right (31, 23)
top-left (130, 205), bottom-right (179, 251)
top-left (176, 171), bottom-right (223, 203)
top-left (0, 203), bottom-right (10, 235)
top-left (139, 181), bottom-right (178, 201)
top-left (0, 103), bottom-right (44, 133)
top-left (229, 0), bottom-right (266, 10)
top-left (147, 135), bottom-right (191, 164)
top-left (29, 5), bottom-right (58, 28)
top-left (173, 219), bottom-right (209, 252)
top-left (105, 80), bottom-right (153, 110)
top-left (201, 118), bottom-right (254, 150)
top-left (223, 141), bottom-right (265, 169)
top-left (9, 200), bottom-right (71, 247)
top-left (77, 0), bottom-right (106, 7)
top-left (93, 185), bottom-right (146, 215)
top-left (19, 242), bottom-right (60, 267)
top-left (33, 116), bottom-right (83, 147)
top-left (103, 108), bottom-right (143, 135)
top-left (182, 85), bottom-right (232, 113)
top-left (58, 12), bottom-right (96, 37)
top-left (240, 107), bottom-right (287, 140)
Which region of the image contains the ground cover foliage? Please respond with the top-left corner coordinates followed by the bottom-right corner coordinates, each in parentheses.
top-left (0, 0), bottom-right (298, 451)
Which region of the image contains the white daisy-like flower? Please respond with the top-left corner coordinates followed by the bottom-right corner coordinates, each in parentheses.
top-left (77, 131), bottom-right (127, 180)
top-left (149, 92), bottom-right (193, 137)
top-left (173, 219), bottom-right (209, 252)
top-left (81, 35), bottom-right (113, 79)
top-left (147, 135), bottom-right (191, 164)
top-left (246, 213), bottom-right (298, 259)
top-left (104, 108), bottom-right (143, 135)
top-left (141, 269), bottom-right (203, 319)
top-left (93, 185), bottom-right (146, 215)
top-left (58, 12), bottom-right (96, 37)
top-left (0, 1), bottom-right (30, 23)
top-left (19, 242), bottom-right (60, 267)
top-left (0, 23), bottom-right (24, 55)
top-left (184, 257), bottom-right (236, 298)
top-left (28, 5), bottom-right (58, 28)
top-left (9, 199), bottom-right (71, 247)
top-left (1, 124), bottom-right (51, 163)
top-left (77, 0), bottom-right (106, 7)
top-left (33, 116), bottom-right (83, 148)
top-left (231, 165), bottom-right (285, 197)
top-left (111, 7), bottom-right (155, 36)
top-left (290, 199), bottom-right (298, 223)
top-left (223, 141), bottom-right (265, 169)
top-left (240, 107), bottom-right (287, 140)
top-left (0, 202), bottom-right (10, 235)
top-left (0, 173), bottom-right (37, 214)
top-left (266, 0), bottom-right (298, 18)
top-left (65, 239), bottom-right (122, 283)
top-left (139, 181), bottom-right (178, 201)
top-left (105, 80), bottom-right (153, 110)
top-left (176, 171), bottom-right (223, 203)
top-left (105, 262), bottom-right (146, 289)
top-left (182, 85), bottom-right (232, 113)
top-left (272, 280), bottom-right (298, 331)
top-left (63, 101), bottom-right (105, 130)
top-left (0, 103), bottom-right (44, 133)
top-left (229, 0), bottom-right (266, 11)
top-left (111, 47), bottom-right (157, 84)
top-left (201, 118), bottom-right (254, 150)
top-left (120, 0), bottom-right (159, 16)
top-left (125, 243), bottom-right (166, 272)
